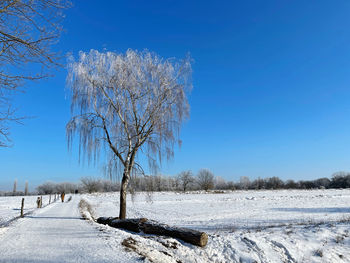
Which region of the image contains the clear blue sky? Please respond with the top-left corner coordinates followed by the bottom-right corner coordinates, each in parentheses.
top-left (2, 0), bottom-right (350, 190)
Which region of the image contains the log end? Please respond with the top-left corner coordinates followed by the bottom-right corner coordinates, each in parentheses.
top-left (198, 232), bottom-right (208, 247)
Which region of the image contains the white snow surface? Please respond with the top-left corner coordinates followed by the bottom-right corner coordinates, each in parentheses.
top-left (0, 196), bottom-right (137, 263)
top-left (0, 195), bottom-right (52, 226)
top-left (83, 189), bottom-right (350, 262)
top-left (0, 189), bottom-right (349, 262)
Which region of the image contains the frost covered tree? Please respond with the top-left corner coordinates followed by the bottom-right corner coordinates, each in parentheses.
top-left (80, 177), bottom-right (102, 193)
top-left (239, 176), bottom-right (250, 190)
top-left (0, 0), bottom-right (71, 147)
top-left (197, 169), bottom-right (214, 191)
top-left (178, 170), bottom-right (194, 192)
top-left (66, 49), bottom-right (192, 219)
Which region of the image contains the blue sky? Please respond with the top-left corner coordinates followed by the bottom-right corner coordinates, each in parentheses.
top-left (2, 0), bottom-right (350, 190)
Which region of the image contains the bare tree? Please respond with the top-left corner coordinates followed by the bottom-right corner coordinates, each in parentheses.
top-left (197, 169), bottom-right (214, 191)
top-left (66, 49), bottom-right (192, 219)
top-left (213, 176), bottom-right (227, 190)
top-left (13, 179), bottom-right (17, 193)
top-left (0, 0), bottom-right (71, 146)
top-left (55, 182), bottom-right (76, 194)
top-left (178, 170), bottom-right (194, 192)
top-left (24, 181), bottom-right (28, 195)
top-left (37, 181), bottom-right (56, 195)
top-left (80, 177), bottom-right (102, 193)
top-left (239, 176), bottom-right (250, 190)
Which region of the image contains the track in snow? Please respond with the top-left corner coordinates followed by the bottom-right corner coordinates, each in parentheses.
top-left (0, 196), bottom-right (132, 263)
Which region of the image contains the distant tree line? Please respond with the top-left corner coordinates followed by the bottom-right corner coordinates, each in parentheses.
top-left (126, 170), bottom-right (350, 192)
top-left (232, 171), bottom-right (350, 190)
top-left (2, 171), bottom-right (350, 196)
top-left (35, 179), bottom-right (120, 195)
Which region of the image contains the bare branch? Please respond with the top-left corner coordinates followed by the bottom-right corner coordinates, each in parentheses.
top-left (0, 0), bottom-right (71, 147)
top-left (66, 49), bottom-right (192, 218)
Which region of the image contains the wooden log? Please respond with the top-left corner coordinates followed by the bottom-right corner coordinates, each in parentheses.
top-left (96, 217), bottom-right (119, 225)
top-left (109, 218), bottom-right (147, 233)
top-left (96, 217), bottom-right (208, 247)
top-left (141, 221), bottom-right (208, 247)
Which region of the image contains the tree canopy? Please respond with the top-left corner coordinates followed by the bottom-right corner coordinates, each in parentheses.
top-left (66, 49), bottom-right (192, 218)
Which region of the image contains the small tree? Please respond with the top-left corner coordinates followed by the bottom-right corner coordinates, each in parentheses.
top-left (197, 169), bottom-right (214, 191)
top-left (213, 176), bottom-right (227, 190)
top-left (24, 181), bottom-right (28, 195)
top-left (239, 176), bottom-right (250, 190)
top-left (80, 177), bottom-right (102, 193)
top-left (67, 49), bottom-right (192, 219)
top-left (55, 182), bottom-right (76, 194)
top-left (37, 182), bottom-right (56, 195)
top-left (13, 179), bottom-right (17, 193)
top-left (178, 170), bottom-right (194, 192)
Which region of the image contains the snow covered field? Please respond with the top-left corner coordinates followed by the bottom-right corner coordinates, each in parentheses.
top-left (0, 195), bottom-right (52, 227)
top-left (1, 190), bottom-right (350, 262)
top-left (83, 189), bottom-right (350, 262)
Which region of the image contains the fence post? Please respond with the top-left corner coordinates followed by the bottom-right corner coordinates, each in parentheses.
top-left (49, 194), bottom-right (51, 204)
top-left (21, 198), bottom-right (24, 218)
top-left (40, 196), bottom-right (43, 208)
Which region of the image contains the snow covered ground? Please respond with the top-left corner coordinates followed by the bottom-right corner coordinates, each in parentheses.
top-left (83, 189), bottom-right (350, 262)
top-left (0, 195), bottom-right (53, 227)
top-left (0, 196), bottom-right (138, 263)
top-left (0, 189), bottom-right (349, 262)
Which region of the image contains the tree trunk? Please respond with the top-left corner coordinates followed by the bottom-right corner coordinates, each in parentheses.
top-left (119, 170), bottom-right (130, 219)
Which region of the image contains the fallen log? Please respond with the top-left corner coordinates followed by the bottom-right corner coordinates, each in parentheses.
top-left (110, 218), bottom-right (148, 233)
top-left (96, 217), bottom-right (208, 247)
top-left (141, 221), bottom-right (208, 247)
top-left (96, 217), bottom-right (118, 225)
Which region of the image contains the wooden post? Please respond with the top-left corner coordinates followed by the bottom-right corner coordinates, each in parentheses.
top-left (20, 198), bottom-right (24, 218)
top-left (49, 194), bottom-right (51, 204)
top-left (40, 196), bottom-right (43, 208)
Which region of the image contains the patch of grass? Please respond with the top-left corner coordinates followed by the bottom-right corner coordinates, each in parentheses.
top-left (335, 235), bottom-right (345, 244)
top-left (314, 249), bottom-right (323, 257)
top-left (121, 237), bottom-right (155, 263)
top-left (122, 237), bottom-right (138, 251)
top-left (212, 190), bottom-right (225, 194)
top-left (285, 230), bottom-right (293, 235)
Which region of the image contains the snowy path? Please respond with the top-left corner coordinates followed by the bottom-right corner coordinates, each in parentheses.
top-left (0, 196), bottom-right (132, 263)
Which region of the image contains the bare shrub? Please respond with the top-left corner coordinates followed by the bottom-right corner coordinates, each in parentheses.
top-left (78, 199), bottom-right (95, 221)
top-left (314, 249), bottom-right (323, 257)
top-left (197, 169), bottom-right (214, 191)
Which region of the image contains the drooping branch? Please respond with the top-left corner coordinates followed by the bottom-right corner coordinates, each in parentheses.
top-left (67, 49), bottom-right (192, 218)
